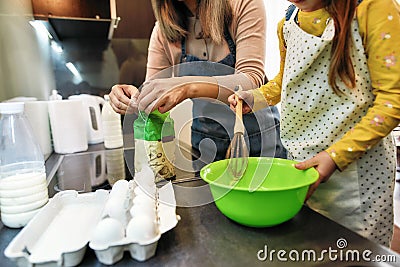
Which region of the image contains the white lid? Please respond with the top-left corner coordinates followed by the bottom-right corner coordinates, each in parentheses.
top-left (49, 90), bottom-right (62, 101)
top-left (104, 94), bottom-right (110, 101)
top-left (0, 102), bottom-right (24, 114)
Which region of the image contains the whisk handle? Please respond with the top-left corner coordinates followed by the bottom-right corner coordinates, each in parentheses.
top-left (234, 94), bottom-right (245, 134)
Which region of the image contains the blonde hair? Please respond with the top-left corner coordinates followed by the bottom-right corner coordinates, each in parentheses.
top-left (151, 0), bottom-right (233, 44)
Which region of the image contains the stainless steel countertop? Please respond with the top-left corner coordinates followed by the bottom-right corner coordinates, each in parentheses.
top-left (1, 145), bottom-right (400, 266)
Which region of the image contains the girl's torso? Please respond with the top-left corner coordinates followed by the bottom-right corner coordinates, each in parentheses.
top-left (280, 4), bottom-right (395, 246)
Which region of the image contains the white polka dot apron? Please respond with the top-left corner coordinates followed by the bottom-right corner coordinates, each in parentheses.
top-left (281, 8), bottom-right (396, 246)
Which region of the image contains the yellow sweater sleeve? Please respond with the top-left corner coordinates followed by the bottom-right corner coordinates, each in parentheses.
top-left (326, 0), bottom-right (400, 170)
top-left (254, 19), bottom-right (286, 108)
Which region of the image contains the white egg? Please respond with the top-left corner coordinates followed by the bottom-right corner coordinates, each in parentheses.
top-left (126, 215), bottom-right (158, 242)
top-left (91, 217), bottom-right (125, 246)
top-left (109, 179), bottom-right (129, 199)
top-left (104, 197), bottom-right (128, 224)
top-left (129, 203), bottom-right (156, 222)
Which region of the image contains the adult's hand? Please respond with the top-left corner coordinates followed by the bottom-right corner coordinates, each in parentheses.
top-left (294, 151), bottom-right (338, 201)
top-left (137, 78), bottom-right (191, 114)
top-left (228, 90), bottom-right (254, 114)
top-left (109, 84), bottom-right (139, 114)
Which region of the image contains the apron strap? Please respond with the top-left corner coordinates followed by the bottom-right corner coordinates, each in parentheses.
top-left (180, 38), bottom-right (188, 63)
top-left (285, 4), bottom-right (297, 21)
top-left (223, 26), bottom-right (236, 61)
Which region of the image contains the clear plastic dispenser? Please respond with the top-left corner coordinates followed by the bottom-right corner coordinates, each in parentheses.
top-left (101, 94), bottom-right (123, 149)
top-left (0, 102), bottom-right (49, 228)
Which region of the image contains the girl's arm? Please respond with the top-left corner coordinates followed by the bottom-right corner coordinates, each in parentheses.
top-left (254, 19), bottom-right (286, 108)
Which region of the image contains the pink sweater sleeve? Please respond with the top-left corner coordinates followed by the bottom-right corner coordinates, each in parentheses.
top-left (146, 22), bottom-right (175, 81)
top-left (217, 0), bottom-right (266, 89)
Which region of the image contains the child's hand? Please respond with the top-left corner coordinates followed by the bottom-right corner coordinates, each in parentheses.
top-left (294, 151), bottom-right (338, 201)
top-left (228, 91), bottom-right (254, 114)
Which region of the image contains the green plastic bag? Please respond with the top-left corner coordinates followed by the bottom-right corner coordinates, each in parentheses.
top-left (134, 110), bottom-right (176, 181)
top-left (134, 110), bottom-right (175, 141)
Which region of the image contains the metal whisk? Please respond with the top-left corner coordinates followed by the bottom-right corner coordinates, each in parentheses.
top-left (226, 86), bottom-right (249, 180)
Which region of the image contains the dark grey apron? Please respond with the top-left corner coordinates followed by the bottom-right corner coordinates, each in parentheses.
top-left (179, 28), bottom-right (286, 171)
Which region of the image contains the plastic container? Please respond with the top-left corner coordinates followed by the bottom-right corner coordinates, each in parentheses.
top-left (0, 102), bottom-right (49, 228)
top-left (68, 94), bottom-right (105, 144)
top-left (48, 99), bottom-right (88, 154)
top-left (200, 157), bottom-right (319, 227)
top-left (102, 95), bottom-right (123, 149)
top-left (5, 97), bottom-right (52, 160)
top-left (48, 89), bottom-right (62, 100)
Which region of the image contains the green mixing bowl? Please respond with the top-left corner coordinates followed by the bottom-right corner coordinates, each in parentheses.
top-left (200, 157), bottom-right (319, 227)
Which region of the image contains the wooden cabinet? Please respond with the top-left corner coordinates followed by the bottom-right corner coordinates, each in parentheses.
top-left (31, 0), bottom-right (118, 40)
top-left (112, 0), bottom-right (155, 39)
top-left (31, 0), bottom-right (156, 40)
top-left (32, 0), bottom-right (112, 19)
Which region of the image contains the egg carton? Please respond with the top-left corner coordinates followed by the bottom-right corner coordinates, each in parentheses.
top-left (88, 177), bottom-right (180, 265)
top-left (4, 190), bottom-right (109, 267)
top-left (4, 170), bottom-right (179, 266)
